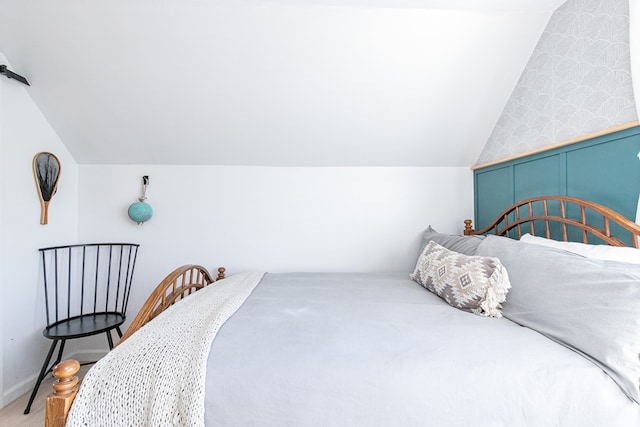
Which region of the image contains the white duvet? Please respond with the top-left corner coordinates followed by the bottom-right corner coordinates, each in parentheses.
top-left (204, 273), bottom-right (640, 427)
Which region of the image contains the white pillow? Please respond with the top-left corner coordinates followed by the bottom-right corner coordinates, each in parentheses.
top-left (520, 233), bottom-right (640, 264)
top-left (478, 235), bottom-right (640, 404)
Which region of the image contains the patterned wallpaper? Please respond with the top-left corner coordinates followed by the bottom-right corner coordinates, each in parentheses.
top-left (477, 0), bottom-right (638, 165)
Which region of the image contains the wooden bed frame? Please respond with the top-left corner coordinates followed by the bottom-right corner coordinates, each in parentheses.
top-left (463, 195), bottom-right (640, 247)
top-left (44, 264), bottom-right (225, 427)
top-left (42, 196), bottom-right (640, 426)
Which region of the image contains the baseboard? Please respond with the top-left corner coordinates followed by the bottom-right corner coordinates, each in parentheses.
top-left (2, 348), bottom-right (108, 408)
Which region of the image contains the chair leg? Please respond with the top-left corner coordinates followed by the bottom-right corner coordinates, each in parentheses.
top-left (106, 330), bottom-right (114, 350)
top-left (115, 326), bottom-right (123, 338)
top-left (53, 339), bottom-right (66, 366)
top-left (24, 339), bottom-right (58, 414)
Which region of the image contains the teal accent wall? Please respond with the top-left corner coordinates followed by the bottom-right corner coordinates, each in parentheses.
top-left (474, 126), bottom-right (640, 243)
top-left (475, 166), bottom-right (512, 231)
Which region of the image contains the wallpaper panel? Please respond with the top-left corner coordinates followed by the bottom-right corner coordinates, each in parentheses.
top-left (477, 0), bottom-right (638, 165)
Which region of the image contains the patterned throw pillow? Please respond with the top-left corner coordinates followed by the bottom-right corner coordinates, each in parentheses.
top-left (410, 241), bottom-right (511, 317)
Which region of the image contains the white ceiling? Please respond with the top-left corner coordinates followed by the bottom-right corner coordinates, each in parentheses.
top-left (0, 0), bottom-right (566, 166)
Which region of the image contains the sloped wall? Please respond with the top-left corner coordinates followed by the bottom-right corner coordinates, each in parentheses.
top-left (0, 53), bottom-right (79, 407)
top-left (477, 0), bottom-right (637, 164)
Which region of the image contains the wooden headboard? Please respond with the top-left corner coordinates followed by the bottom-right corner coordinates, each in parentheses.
top-left (463, 195), bottom-right (640, 248)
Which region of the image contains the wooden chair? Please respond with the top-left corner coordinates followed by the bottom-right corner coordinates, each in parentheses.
top-left (24, 243), bottom-right (140, 414)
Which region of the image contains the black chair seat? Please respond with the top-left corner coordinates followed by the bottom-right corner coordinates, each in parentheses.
top-left (44, 312), bottom-right (125, 340)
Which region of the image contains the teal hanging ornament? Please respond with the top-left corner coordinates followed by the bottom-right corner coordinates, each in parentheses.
top-left (128, 176), bottom-right (153, 225)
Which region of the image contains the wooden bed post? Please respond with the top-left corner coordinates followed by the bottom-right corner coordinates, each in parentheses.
top-left (463, 219), bottom-right (474, 236)
top-left (45, 359), bottom-right (80, 427)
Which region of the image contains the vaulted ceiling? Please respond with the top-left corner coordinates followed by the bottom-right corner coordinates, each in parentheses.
top-left (0, 0), bottom-right (566, 166)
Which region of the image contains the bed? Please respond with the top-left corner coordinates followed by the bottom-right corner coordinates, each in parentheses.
top-left (45, 195), bottom-right (640, 426)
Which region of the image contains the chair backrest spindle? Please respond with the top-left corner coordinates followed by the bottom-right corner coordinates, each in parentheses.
top-left (93, 246), bottom-right (100, 313)
top-left (80, 246), bottom-right (86, 317)
top-left (54, 249), bottom-right (59, 324)
top-left (105, 245), bottom-right (113, 313)
top-left (42, 250), bottom-right (50, 326)
top-left (67, 246), bottom-right (72, 320)
top-left (118, 246), bottom-right (126, 311)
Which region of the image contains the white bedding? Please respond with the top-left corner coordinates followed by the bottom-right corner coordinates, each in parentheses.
top-left (204, 273), bottom-right (640, 426)
top-left (66, 271), bottom-right (640, 426)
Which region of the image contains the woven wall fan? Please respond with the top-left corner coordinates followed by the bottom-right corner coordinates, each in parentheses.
top-left (32, 152), bottom-right (61, 224)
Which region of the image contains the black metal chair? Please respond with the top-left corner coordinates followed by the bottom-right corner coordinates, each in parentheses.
top-left (24, 243), bottom-right (140, 414)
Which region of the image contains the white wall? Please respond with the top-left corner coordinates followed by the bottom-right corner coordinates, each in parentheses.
top-left (78, 165), bottom-right (473, 333)
top-left (0, 54), bottom-right (79, 406)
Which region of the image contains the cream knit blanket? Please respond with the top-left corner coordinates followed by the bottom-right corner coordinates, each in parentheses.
top-left (66, 271), bottom-right (265, 427)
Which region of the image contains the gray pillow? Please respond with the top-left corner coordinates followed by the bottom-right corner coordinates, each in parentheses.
top-left (420, 225), bottom-right (485, 256)
top-left (477, 235), bottom-right (640, 404)
top-left (411, 240), bottom-right (510, 318)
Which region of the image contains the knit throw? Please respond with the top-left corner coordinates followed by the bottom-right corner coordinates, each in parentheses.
top-left (66, 271), bottom-right (265, 427)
